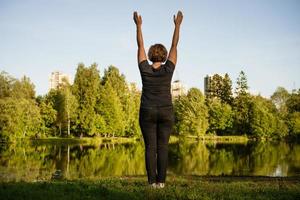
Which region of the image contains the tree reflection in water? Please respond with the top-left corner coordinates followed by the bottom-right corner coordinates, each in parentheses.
top-left (0, 140), bottom-right (299, 182)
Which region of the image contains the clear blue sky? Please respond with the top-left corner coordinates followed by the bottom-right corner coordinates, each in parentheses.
top-left (1, 0), bottom-right (299, 97)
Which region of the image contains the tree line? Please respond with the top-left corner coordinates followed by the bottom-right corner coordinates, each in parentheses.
top-left (0, 64), bottom-right (299, 142)
top-left (174, 72), bottom-right (300, 139)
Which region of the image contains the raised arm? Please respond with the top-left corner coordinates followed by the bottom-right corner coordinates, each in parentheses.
top-left (133, 11), bottom-right (147, 64)
top-left (168, 11), bottom-right (183, 66)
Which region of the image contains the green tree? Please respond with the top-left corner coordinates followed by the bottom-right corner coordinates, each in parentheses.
top-left (209, 74), bottom-right (223, 99)
top-left (174, 88), bottom-right (208, 136)
top-left (96, 83), bottom-right (125, 137)
top-left (99, 66), bottom-right (142, 137)
top-left (207, 98), bottom-right (233, 135)
top-left (101, 66), bottom-right (128, 105)
top-left (11, 76), bottom-right (35, 99)
top-left (271, 87), bottom-right (289, 116)
top-left (232, 71), bottom-right (251, 135)
top-left (55, 79), bottom-right (78, 137)
top-left (287, 112), bottom-right (300, 137)
top-left (36, 95), bottom-right (57, 137)
top-left (235, 71), bottom-right (249, 96)
top-left (73, 63), bottom-right (101, 136)
top-left (0, 98), bottom-right (42, 142)
top-left (285, 89), bottom-right (300, 137)
top-left (249, 95), bottom-right (288, 138)
top-left (286, 89), bottom-right (300, 113)
top-left (221, 73), bottom-right (233, 105)
top-left (0, 71), bottom-right (14, 98)
top-left (206, 73), bottom-right (233, 105)
top-left (125, 83), bottom-right (141, 137)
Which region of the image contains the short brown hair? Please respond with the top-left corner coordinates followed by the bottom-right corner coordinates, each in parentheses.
top-left (148, 44), bottom-right (168, 63)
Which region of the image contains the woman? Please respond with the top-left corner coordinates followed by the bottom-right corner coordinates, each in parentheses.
top-left (133, 11), bottom-right (183, 188)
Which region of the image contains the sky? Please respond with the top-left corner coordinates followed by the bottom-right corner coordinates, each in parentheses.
top-left (0, 0), bottom-right (299, 97)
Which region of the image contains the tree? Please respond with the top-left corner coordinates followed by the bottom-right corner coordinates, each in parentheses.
top-left (286, 89), bottom-right (300, 113)
top-left (206, 73), bottom-right (233, 105)
top-left (36, 95), bottom-right (57, 137)
top-left (11, 76), bottom-right (35, 99)
top-left (221, 73), bottom-right (233, 105)
top-left (235, 71), bottom-right (249, 96)
top-left (0, 71), bottom-right (14, 98)
top-left (0, 98), bottom-right (42, 142)
top-left (61, 79), bottom-right (77, 136)
top-left (209, 74), bottom-right (223, 99)
top-left (100, 66), bottom-right (141, 137)
top-left (125, 83), bottom-right (141, 137)
top-left (101, 66), bottom-right (128, 105)
top-left (285, 89), bottom-right (300, 137)
top-left (73, 63), bottom-right (101, 136)
top-left (249, 95), bottom-right (288, 138)
top-left (207, 98), bottom-right (233, 135)
top-left (287, 112), bottom-right (300, 137)
top-left (0, 72), bottom-right (41, 142)
top-left (55, 79), bottom-right (78, 137)
top-left (174, 88), bottom-right (208, 136)
top-left (232, 71), bottom-right (252, 135)
top-left (271, 87), bottom-right (289, 116)
top-left (96, 82), bottom-right (125, 137)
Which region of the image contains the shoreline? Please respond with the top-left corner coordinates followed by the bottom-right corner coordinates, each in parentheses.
top-left (3, 134), bottom-right (296, 145)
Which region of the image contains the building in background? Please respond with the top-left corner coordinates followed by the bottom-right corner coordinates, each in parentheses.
top-left (49, 71), bottom-right (71, 90)
top-left (171, 80), bottom-right (186, 98)
top-left (204, 74), bottom-right (212, 96)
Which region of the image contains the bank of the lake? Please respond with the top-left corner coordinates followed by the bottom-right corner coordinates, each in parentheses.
top-left (5, 134), bottom-right (290, 146)
top-left (1, 176), bottom-right (299, 200)
top-left (26, 134), bottom-right (251, 145)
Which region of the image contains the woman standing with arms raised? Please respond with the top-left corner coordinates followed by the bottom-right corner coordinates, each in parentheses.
top-left (133, 11), bottom-right (183, 188)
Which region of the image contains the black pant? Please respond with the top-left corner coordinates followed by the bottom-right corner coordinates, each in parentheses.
top-left (139, 105), bottom-right (174, 184)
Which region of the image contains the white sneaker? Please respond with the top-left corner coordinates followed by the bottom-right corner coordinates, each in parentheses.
top-left (156, 182), bottom-right (165, 188)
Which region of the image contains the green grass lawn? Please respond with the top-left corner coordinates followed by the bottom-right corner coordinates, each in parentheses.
top-left (1, 176), bottom-right (299, 200)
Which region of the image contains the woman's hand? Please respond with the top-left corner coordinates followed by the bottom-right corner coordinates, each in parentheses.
top-left (173, 11), bottom-right (183, 27)
top-left (133, 11), bottom-right (142, 26)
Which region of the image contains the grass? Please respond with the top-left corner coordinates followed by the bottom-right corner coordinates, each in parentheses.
top-left (26, 135), bottom-right (179, 146)
top-left (184, 135), bottom-right (249, 143)
top-left (9, 135), bottom-right (257, 146)
top-left (1, 176), bottom-right (299, 200)
top-left (29, 136), bottom-right (140, 145)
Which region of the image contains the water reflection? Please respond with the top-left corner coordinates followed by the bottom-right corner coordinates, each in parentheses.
top-left (0, 140), bottom-right (299, 182)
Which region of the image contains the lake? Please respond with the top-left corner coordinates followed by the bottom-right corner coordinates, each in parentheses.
top-left (0, 139), bottom-right (299, 182)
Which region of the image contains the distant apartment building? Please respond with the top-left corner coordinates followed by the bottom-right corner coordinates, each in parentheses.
top-left (204, 74), bottom-right (212, 96)
top-left (171, 80), bottom-right (186, 98)
top-left (49, 71), bottom-right (71, 90)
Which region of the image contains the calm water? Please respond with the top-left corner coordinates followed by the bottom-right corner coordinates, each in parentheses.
top-left (0, 139), bottom-right (299, 182)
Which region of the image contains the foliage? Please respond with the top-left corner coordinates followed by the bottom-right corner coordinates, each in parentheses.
top-left (174, 88), bottom-right (208, 136)
top-left (285, 89), bottom-right (300, 136)
top-left (1, 68), bottom-right (299, 140)
top-left (287, 112), bottom-right (300, 136)
top-left (207, 73), bottom-right (233, 105)
top-left (235, 71), bottom-right (249, 96)
top-left (72, 63), bottom-right (101, 136)
top-left (207, 98), bottom-right (233, 135)
top-left (100, 66), bottom-right (141, 137)
top-left (232, 93), bottom-right (252, 135)
top-left (0, 98), bottom-right (41, 142)
top-left (271, 87), bottom-right (289, 116)
top-left (0, 72), bottom-right (41, 142)
top-left (248, 96), bottom-right (288, 138)
top-left (96, 82), bottom-right (125, 137)
top-left (36, 96), bottom-right (57, 136)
